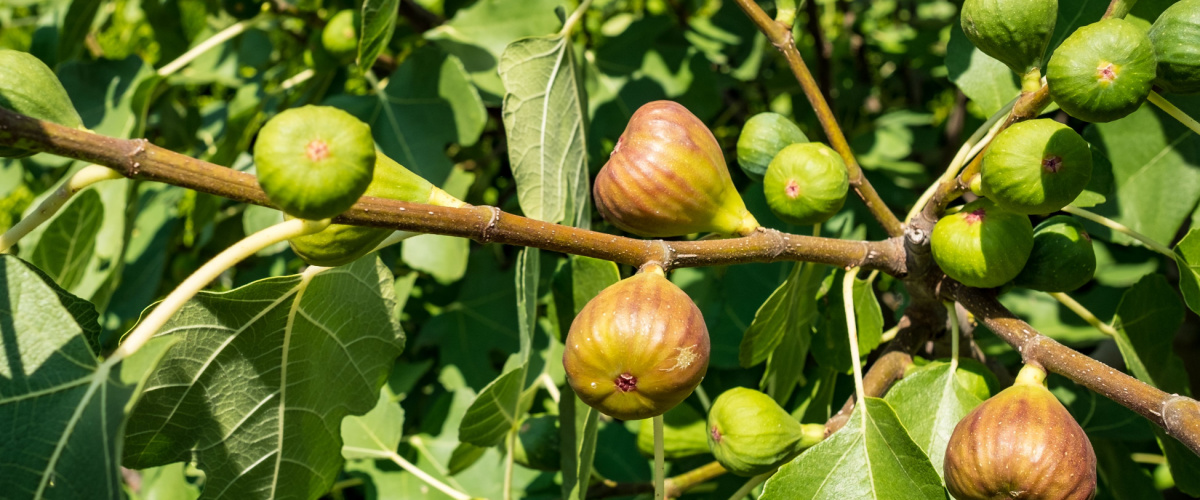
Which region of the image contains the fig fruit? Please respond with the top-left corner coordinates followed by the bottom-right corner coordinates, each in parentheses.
top-left (0, 50), bottom-right (84, 158)
top-left (287, 152), bottom-right (465, 267)
top-left (510, 414), bottom-right (561, 471)
top-left (593, 100), bottom-right (760, 238)
top-left (960, 0), bottom-right (1057, 78)
top-left (944, 364), bottom-right (1096, 500)
top-left (223, 0), bottom-right (260, 20)
top-left (979, 119), bottom-right (1093, 215)
top-left (763, 142), bottom-right (849, 226)
top-left (1014, 215), bottom-right (1096, 292)
top-left (253, 105), bottom-right (375, 220)
top-left (636, 402), bottom-right (710, 459)
top-left (736, 112), bottom-right (808, 181)
top-left (931, 198), bottom-right (1033, 288)
top-left (322, 10), bottom-right (360, 62)
top-left (1148, 0), bottom-right (1200, 95)
top-left (562, 266), bottom-right (710, 420)
top-left (1046, 19), bottom-right (1157, 123)
top-left (706, 387), bottom-right (824, 477)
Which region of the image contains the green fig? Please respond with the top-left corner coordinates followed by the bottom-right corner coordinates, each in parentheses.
top-left (322, 10), bottom-right (360, 62)
top-left (509, 414), bottom-right (561, 471)
top-left (1148, 0), bottom-right (1200, 95)
top-left (1014, 215), bottom-right (1096, 292)
top-left (944, 364), bottom-right (1096, 500)
top-left (736, 112), bottom-right (808, 181)
top-left (1047, 19), bottom-right (1157, 123)
top-left (706, 387), bottom-right (823, 477)
top-left (960, 0), bottom-right (1058, 79)
top-left (636, 402), bottom-right (710, 459)
top-left (931, 198), bottom-right (1034, 288)
top-left (253, 105), bottom-right (375, 220)
top-left (287, 152), bottom-right (465, 267)
top-left (593, 100), bottom-right (760, 238)
top-left (562, 266), bottom-right (710, 420)
top-left (979, 119), bottom-right (1093, 215)
top-left (763, 142), bottom-right (849, 226)
top-left (0, 50), bottom-right (84, 158)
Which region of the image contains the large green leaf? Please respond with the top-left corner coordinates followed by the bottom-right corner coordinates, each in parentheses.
top-left (457, 368), bottom-right (524, 447)
top-left (1111, 274), bottom-right (1188, 395)
top-left (945, 24), bottom-right (1018, 117)
top-left (740, 262), bottom-right (820, 368)
top-left (27, 188), bottom-right (103, 293)
top-left (811, 271), bottom-right (884, 374)
top-left (761, 398), bottom-right (944, 499)
top-left (1174, 228), bottom-right (1200, 315)
top-left (883, 361), bottom-right (983, 480)
top-left (341, 386), bottom-right (405, 460)
top-left (357, 0), bottom-right (399, 73)
top-left (121, 258), bottom-right (404, 499)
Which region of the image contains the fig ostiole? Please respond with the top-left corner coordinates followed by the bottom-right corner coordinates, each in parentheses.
top-left (960, 0), bottom-right (1057, 80)
top-left (504, 414), bottom-right (561, 471)
top-left (944, 364), bottom-right (1097, 500)
top-left (931, 198), bottom-right (1034, 288)
top-left (736, 112), bottom-right (808, 181)
top-left (562, 265), bottom-right (710, 421)
top-left (253, 105), bottom-right (376, 220)
top-left (1014, 215), bottom-right (1096, 293)
top-left (637, 402), bottom-right (710, 459)
top-left (593, 100), bottom-right (760, 238)
top-left (706, 387), bottom-right (824, 477)
top-left (763, 142), bottom-right (849, 226)
top-left (979, 119), bottom-right (1093, 215)
top-left (1148, 0), bottom-right (1200, 95)
top-left (0, 50), bottom-right (84, 158)
top-left (322, 10), bottom-right (361, 62)
top-left (1047, 18), bottom-right (1157, 123)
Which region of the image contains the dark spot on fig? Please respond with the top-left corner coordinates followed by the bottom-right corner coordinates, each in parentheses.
top-left (615, 373), bottom-right (638, 392)
top-left (1097, 63), bottom-right (1117, 83)
top-left (1042, 155), bottom-right (1063, 173)
top-left (306, 139), bottom-right (330, 162)
top-left (711, 426), bottom-right (722, 443)
top-left (785, 179), bottom-right (801, 199)
top-left (964, 208), bottom-right (987, 225)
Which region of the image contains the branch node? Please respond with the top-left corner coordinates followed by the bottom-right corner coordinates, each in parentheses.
top-left (655, 239), bottom-right (676, 271)
top-left (478, 206), bottom-right (501, 242)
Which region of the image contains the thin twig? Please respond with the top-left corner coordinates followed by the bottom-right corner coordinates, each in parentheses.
top-left (653, 415), bottom-right (665, 500)
top-left (1049, 292), bottom-right (1119, 337)
top-left (1062, 206), bottom-right (1175, 257)
top-left (1148, 91), bottom-right (1200, 136)
top-left (0, 165), bottom-right (124, 253)
top-left (158, 19), bottom-right (256, 77)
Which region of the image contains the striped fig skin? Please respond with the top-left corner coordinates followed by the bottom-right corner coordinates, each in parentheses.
top-left (944, 380), bottom-right (1096, 499)
top-left (563, 269), bottom-right (710, 420)
top-left (594, 101), bottom-right (759, 238)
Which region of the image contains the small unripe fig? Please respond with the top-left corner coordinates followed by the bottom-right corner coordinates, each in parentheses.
top-left (960, 0), bottom-right (1057, 76)
top-left (288, 152), bottom-right (465, 266)
top-left (1148, 0), bottom-right (1200, 95)
top-left (979, 119), bottom-right (1093, 215)
top-left (1047, 19), bottom-right (1157, 123)
top-left (253, 105), bottom-right (375, 220)
top-left (1014, 215), bottom-right (1096, 292)
top-left (736, 112), bottom-right (808, 181)
top-left (593, 101), bottom-right (759, 238)
top-left (0, 50), bottom-right (84, 158)
top-left (636, 402), bottom-right (709, 459)
top-left (562, 266), bottom-right (710, 420)
top-left (944, 364), bottom-right (1096, 500)
top-left (706, 387), bottom-right (823, 477)
top-left (223, 0), bottom-right (260, 20)
top-left (763, 143), bottom-right (849, 226)
top-left (322, 10), bottom-right (360, 62)
top-left (932, 198), bottom-right (1034, 288)
top-left (509, 414), bottom-right (561, 471)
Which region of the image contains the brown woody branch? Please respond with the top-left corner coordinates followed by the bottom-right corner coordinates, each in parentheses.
top-left (733, 0), bottom-right (905, 238)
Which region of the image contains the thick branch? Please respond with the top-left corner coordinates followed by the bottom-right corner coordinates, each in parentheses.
top-left (0, 107), bottom-right (907, 276)
top-left (733, 0), bottom-right (905, 238)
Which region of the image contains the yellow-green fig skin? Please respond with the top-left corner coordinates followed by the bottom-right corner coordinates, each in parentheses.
top-left (1148, 0), bottom-right (1200, 95)
top-left (0, 50), bottom-right (84, 158)
top-left (562, 268), bottom-right (710, 421)
top-left (961, 0), bottom-right (1058, 76)
top-left (736, 112), bottom-right (808, 181)
top-left (636, 402), bottom-right (710, 459)
top-left (593, 100), bottom-right (760, 238)
top-left (980, 119), bottom-right (1093, 215)
top-left (707, 387), bottom-right (824, 477)
top-left (763, 142), bottom-right (849, 226)
top-left (931, 199), bottom-right (1034, 288)
top-left (322, 10), bottom-right (360, 62)
top-left (1046, 19), bottom-right (1157, 123)
top-left (1014, 215), bottom-right (1097, 293)
top-left (944, 365), bottom-right (1097, 500)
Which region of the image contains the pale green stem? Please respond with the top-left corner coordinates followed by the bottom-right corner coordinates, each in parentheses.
top-left (694, 384), bottom-right (712, 411)
top-left (653, 415), bottom-right (666, 500)
top-left (1131, 452), bottom-right (1166, 465)
top-left (1049, 292), bottom-right (1119, 337)
top-left (279, 68), bottom-right (316, 92)
top-left (559, 0), bottom-right (594, 37)
top-left (774, 0), bottom-right (798, 27)
top-left (945, 302), bottom-right (959, 371)
top-left (1148, 91), bottom-right (1200, 137)
top-left (105, 218), bottom-right (330, 363)
top-left (843, 267), bottom-right (866, 424)
top-left (539, 372), bottom-right (561, 404)
top-left (158, 18), bottom-right (256, 77)
top-left (385, 450), bottom-right (472, 500)
top-left (0, 165), bottom-right (123, 253)
top-left (1061, 206), bottom-right (1175, 257)
top-left (503, 429), bottom-right (516, 500)
top-left (879, 324), bottom-right (900, 343)
top-left (728, 471), bottom-right (772, 500)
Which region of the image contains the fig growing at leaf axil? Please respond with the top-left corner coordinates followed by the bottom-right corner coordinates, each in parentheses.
top-left (1047, 18), bottom-right (1157, 123)
top-left (736, 112), bottom-right (808, 181)
top-left (979, 118), bottom-right (1093, 215)
top-left (593, 100), bottom-right (760, 238)
top-left (944, 364), bottom-right (1097, 500)
top-left (764, 142), bottom-right (849, 226)
top-left (1014, 215), bottom-right (1097, 293)
top-left (562, 265), bottom-right (710, 421)
top-left (931, 198), bottom-right (1033, 288)
top-left (960, 0), bottom-right (1057, 85)
top-left (707, 387), bottom-right (824, 476)
top-left (1148, 0), bottom-right (1200, 95)
top-left (0, 50), bottom-right (84, 158)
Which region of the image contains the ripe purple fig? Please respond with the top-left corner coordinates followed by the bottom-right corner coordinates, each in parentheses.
top-left (562, 266), bottom-right (710, 420)
top-left (593, 101), bottom-right (759, 238)
top-left (944, 364), bottom-right (1097, 500)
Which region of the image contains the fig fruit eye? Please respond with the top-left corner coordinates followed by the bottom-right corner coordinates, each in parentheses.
top-left (253, 105), bottom-right (376, 220)
top-left (1147, 0), bottom-right (1200, 95)
top-left (960, 0), bottom-right (1058, 77)
top-left (736, 112), bottom-right (809, 181)
top-left (706, 387), bottom-right (823, 477)
top-left (1047, 18), bottom-right (1157, 123)
top-left (562, 266), bottom-right (710, 421)
top-left (944, 364), bottom-right (1097, 500)
top-left (979, 119), bottom-right (1093, 215)
top-left (763, 142), bottom-right (850, 226)
top-left (593, 100), bottom-right (759, 238)
top-left (1014, 215), bottom-right (1096, 293)
top-left (931, 198), bottom-right (1034, 288)
top-left (0, 50), bottom-right (84, 158)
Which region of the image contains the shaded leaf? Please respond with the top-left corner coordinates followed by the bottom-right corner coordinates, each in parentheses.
top-left (342, 386), bottom-right (406, 460)
top-left (358, 0), bottom-right (399, 73)
top-left (945, 24), bottom-right (1019, 116)
top-left (458, 368), bottom-right (523, 447)
top-left (1111, 274), bottom-right (1188, 395)
top-left (884, 361), bottom-right (983, 479)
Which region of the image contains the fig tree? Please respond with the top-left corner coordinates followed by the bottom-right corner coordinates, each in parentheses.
top-left (960, 0), bottom-right (1057, 80)
top-left (707, 387), bottom-right (823, 476)
top-left (1148, 0), bottom-right (1200, 95)
top-left (979, 119), bottom-right (1093, 215)
top-left (1014, 215), bottom-right (1096, 292)
top-left (0, 50), bottom-right (84, 158)
top-left (1047, 18), bottom-right (1157, 123)
top-left (931, 199), bottom-right (1034, 288)
top-left (736, 112), bottom-right (808, 181)
top-left (763, 142), bottom-right (849, 226)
